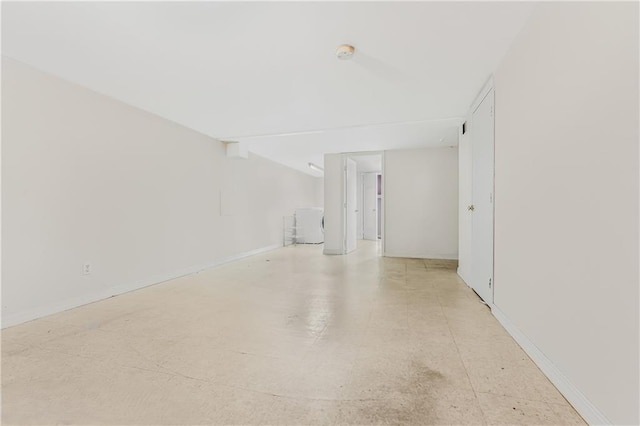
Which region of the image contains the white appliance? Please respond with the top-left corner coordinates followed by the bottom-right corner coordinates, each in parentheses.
top-left (295, 208), bottom-right (324, 244)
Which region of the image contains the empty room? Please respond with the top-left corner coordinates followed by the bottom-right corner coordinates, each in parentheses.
top-left (2, 2), bottom-right (638, 425)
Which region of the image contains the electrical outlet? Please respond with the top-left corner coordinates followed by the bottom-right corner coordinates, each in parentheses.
top-left (82, 263), bottom-right (92, 275)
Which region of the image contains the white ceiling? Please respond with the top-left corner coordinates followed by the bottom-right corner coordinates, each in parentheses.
top-left (350, 154), bottom-right (383, 174)
top-left (247, 118), bottom-right (459, 176)
top-left (2, 2), bottom-right (534, 175)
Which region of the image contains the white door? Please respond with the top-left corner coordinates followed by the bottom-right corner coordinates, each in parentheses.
top-left (363, 173), bottom-right (378, 240)
top-left (471, 89), bottom-right (494, 304)
top-left (345, 158), bottom-right (358, 253)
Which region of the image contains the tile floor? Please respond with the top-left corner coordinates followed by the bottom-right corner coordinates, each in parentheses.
top-left (2, 241), bottom-right (585, 425)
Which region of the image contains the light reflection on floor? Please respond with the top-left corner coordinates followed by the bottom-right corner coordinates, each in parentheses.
top-left (2, 240), bottom-right (584, 425)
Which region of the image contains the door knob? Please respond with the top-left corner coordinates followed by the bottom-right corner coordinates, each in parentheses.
top-left (467, 205), bottom-right (475, 211)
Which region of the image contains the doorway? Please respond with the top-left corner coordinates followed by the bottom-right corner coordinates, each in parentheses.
top-left (347, 153), bottom-right (384, 254)
top-left (321, 151), bottom-right (384, 256)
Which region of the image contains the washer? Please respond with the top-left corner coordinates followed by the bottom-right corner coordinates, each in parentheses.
top-left (295, 208), bottom-right (324, 244)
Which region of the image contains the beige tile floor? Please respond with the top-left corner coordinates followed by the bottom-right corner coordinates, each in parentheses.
top-left (2, 241), bottom-right (584, 425)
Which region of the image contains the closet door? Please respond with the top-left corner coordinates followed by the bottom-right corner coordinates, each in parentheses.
top-left (470, 88), bottom-right (495, 304)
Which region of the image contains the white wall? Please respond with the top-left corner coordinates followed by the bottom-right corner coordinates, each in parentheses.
top-left (2, 57), bottom-right (320, 327)
top-left (322, 153), bottom-right (343, 255)
top-left (385, 147), bottom-right (458, 259)
top-left (493, 3), bottom-right (638, 424)
top-left (314, 178), bottom-right (324, 209)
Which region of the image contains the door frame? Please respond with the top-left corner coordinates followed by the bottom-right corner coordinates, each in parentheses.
top-left (362, 172), bottom-right (378, 241)
top-left (343, 157), bottom-right (358, 254)
top-left (341, 151), bottom-right (385, 256)
top-left (468, 76), bottom-right (495, 305)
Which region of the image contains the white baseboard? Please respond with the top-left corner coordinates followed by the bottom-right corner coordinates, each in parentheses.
top-left (457, 269), bottom-right (470, 286)
top-left (323, 248), bottom-right (343, 255)
top-left (384, 252), bottom-right (458, 260)
top-left (2, 243), bottom-right (281, 329)
top-left (491, 306), bottom-right (611, 426)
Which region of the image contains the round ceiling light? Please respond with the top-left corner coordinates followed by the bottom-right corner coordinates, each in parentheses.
top-left (336, 44), bottom-right (355, 60)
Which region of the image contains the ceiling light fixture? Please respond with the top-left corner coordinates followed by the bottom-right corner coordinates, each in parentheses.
top-left (308, 162), bottom-right (324, 173)
top-left (336, 44), bottom-right (355, 60)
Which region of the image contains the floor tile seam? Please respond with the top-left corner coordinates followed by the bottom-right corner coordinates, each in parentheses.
top-left (209, 375), bottom-right (359, 404)
top-left (107, 354), bottom-right (212, 384)
top-left (260, 393), bottom-right (397, 404)
top-left (473, 390), bottom-right (567, 406)
top-left (15, 318), bottom-right (60, 327)
top-left (407, 380), bottom-right (484, 397)
top-left (126, 362), bottom-right (221, 386)
top-left (16, 342), bottom-right (113, 364)
top-left (1, 345), bottom-right (35, 358)
top-left (436, 298), bottom-right (489, 426)
top-left (21, 341), bottom-right (228, 388)
top-left (248, 392), bottom-right (280, 424)
top-left (2, 321), bottom-right (90, 348)
top-left (216, 347), bottom-right (293, 362)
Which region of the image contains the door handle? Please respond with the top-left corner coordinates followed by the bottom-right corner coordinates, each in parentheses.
top-left (467, 205), bottom-right (475, 211)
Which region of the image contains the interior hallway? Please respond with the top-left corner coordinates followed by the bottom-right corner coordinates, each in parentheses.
top-left (2, 241), bottom-right (583, 425)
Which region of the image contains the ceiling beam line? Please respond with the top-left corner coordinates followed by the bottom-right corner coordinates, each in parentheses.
top-left (218, 116), bottom-right (464, 141)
